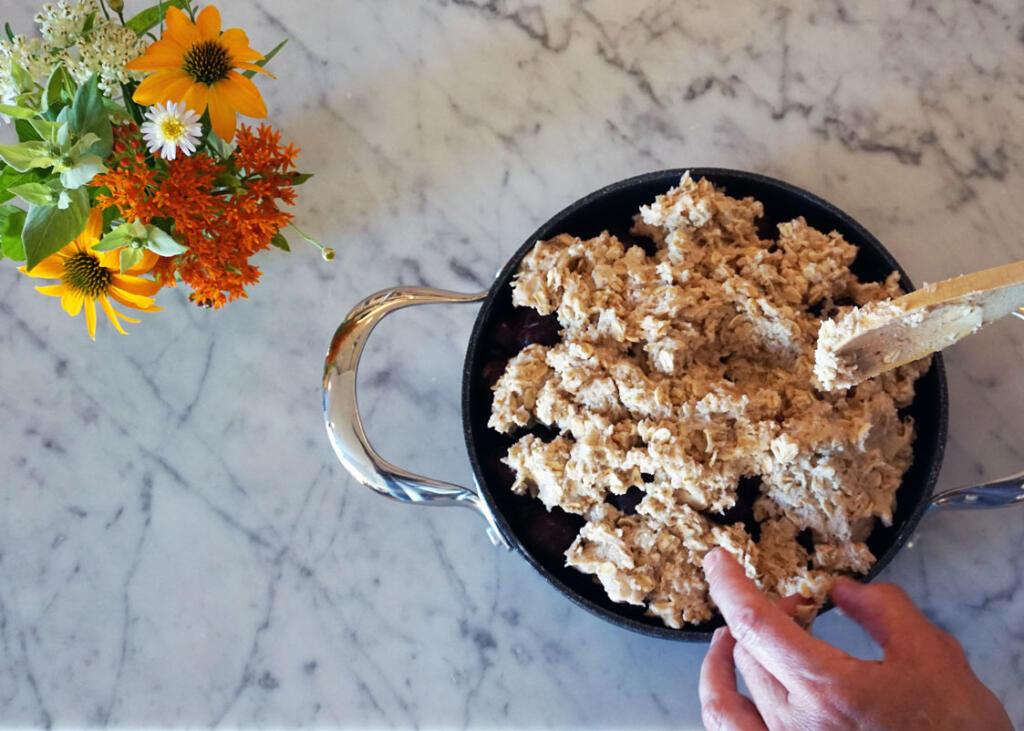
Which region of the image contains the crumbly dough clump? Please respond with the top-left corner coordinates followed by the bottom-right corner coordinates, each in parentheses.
top-left (488, 173), bottom-right (929, 629)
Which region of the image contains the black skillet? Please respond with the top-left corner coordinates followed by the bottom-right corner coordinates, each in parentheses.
top-left (324, 169), bottom-right (1019, 641)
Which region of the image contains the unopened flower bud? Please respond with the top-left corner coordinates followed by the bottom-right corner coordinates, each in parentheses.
top-left (107, 0), bottom-right (124, 12)
top-left (322, 247), bottom-right (335, 261)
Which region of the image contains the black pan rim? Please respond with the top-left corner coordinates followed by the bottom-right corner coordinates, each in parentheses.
top-left (461, 167), bottom-right (948, 641)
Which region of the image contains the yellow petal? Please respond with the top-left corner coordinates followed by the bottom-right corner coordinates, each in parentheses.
top-left (134, 70), bottom-right (191, 105)
top-left (125, 39), bottom-right (185, 71)
top-left (62, 289), bottom-right (84, 316)
top-left (112, 273), bottom-right (163, 296)
top-left (81, 208), bottom-right (103, 245)
top-left (219, 72), bottom-right (267, 118)
top-left (84, 299), bottom-right (97, 340)
top-left (207, 85), bottom-right (237, 142)
top-left (196, 5), bottom-right (222, 41)
top-left (124, 249), bottom-right (159, 276)
top-left (164, 6), bottom-right (199, 47)
top-left (110, 289), bottom-right (162, 312)
top-left (21, 258), bottom-right (65, 279)
top-left (99, 295), bottom-right (128, 335)
top-left (182, 82), bottom-right (210, 117)
top-left (96, 249), bottom-right (120, 270)
top-left (35, 284), bottom-right (67, 298)
top-left (233, 62), bottom-right (275, 78)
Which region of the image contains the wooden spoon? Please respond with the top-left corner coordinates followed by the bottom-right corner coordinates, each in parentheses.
top-left (814, 259), bottom-right (1024, 390)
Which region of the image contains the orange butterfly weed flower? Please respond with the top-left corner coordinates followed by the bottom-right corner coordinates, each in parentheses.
top-left (93, 124), bottom-right (298, 309)
top-left (126, 5), bottom-right (272, 142)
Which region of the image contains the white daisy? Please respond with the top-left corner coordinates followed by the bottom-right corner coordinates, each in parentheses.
top-left (140, 101), bottom-right (202, 161)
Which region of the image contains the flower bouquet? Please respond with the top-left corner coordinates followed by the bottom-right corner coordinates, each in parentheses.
top-left (0, 0), bottom-right (326, 338)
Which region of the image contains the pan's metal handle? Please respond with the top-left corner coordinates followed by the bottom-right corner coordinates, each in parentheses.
top-left (927, 469), bottom-right (1024, 512)
top-left (322, 286), bottom-right (511, 549)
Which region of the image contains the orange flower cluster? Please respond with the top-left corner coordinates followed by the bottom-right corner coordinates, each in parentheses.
top-left (93, 123), bottom-right (298, 308)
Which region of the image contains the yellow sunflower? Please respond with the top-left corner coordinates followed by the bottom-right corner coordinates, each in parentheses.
top-left (126, 5), bottom-right (273, 143)
top-left (19, 210), bottom-right (163, 340)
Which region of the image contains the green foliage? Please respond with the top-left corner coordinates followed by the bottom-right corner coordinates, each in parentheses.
top-left (0, 205), bottom-right (27, 261)
top-left (124, 0), bottom-right (191, 35)
top-left (243, 39), bottom-right (287, 79)
top-left (22, 187), bottom-right (89, 270)
top-left (69, 75), bottom-right (113, 159)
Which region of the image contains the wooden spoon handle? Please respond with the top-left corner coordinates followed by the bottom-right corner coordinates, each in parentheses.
top-left (815, 259), bottom-right (1024, 390)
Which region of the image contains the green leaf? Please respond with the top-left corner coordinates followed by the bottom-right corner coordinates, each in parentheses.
top-left (10, 60), bottom-right (33, 92)
top-left (287, 172), bottom-right (313, 185)
top-left (0, 166), bottom-right (44, 203)
top-left (9, 182), bottom-right (54, 206)
top-left (4, 22), bottom-right (14, 43)
top-left (145, 225), bottom-right (187, 255)
top-left (69, 75), bottom-right (112, 158)
top-left (44, 64), bottom-right (76, 110)
top-left (14, 118), bottom-right (43, 142)
top-left (119, 246), bottom-right (144, 273)
top-left (0, 206), bottom-right (27, 260)
top-left (124, 0), bottom-right (189, 35)
top-left (93, 221), bottom-right (142, 251)
top-left (29, 118), bottom-right (62, 143)
top-left (270, 232), bottom-right (290, 251)
top-left (0, 103), bottom-right (37, 120)
top-left (22, 187), bottom-right (89, 270)
top-left (59, 155), bottom-right (105, 189)
top-left (243, 39), bottom-right (287, 79)
top-left (0, 141), bottom-right (55, 172)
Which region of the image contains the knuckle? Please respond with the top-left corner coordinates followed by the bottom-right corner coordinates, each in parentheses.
top-left (701, 698), bottom-right (731, 731)
top-left (729, 605), bottom-right (765, 645)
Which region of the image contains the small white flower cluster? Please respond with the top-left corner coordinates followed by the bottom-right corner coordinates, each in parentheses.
top-left (0, 35), bottom-right (52, 120)
top-left (63, 22), bottom-right (146, 95)
top-left (34, 0), bottom-right (98, 48)
top-left (0, 0), bottom-right (147, 122)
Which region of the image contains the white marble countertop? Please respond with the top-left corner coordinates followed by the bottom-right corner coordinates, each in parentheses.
top-left (3, 1), bottom-right (1024, 727)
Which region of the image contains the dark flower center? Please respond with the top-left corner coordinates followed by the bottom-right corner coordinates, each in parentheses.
top-left (183, 40), bottom-right (231, 85)
top-left (63, 252), bottom-right (112, 297)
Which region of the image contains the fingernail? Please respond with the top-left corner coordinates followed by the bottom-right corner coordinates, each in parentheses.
top-left (703, 547), bottom-right (723, 572)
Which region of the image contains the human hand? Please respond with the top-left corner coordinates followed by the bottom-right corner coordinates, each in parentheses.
top-left (698, 548), bottom-right (1012, 730)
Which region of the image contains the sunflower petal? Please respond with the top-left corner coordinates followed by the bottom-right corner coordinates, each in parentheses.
top-left (20, 258), bottom-right (65, 279)
top-left (96, 249), bottom-right (121, 270)
top-left (233, 62), bottom-right (275, 78)
top-left (124, 249), bottom-right (159, 276)
top-left (110, 288), bottom-right (162, 312)
top-left (84, 299), bottom-right (97, 339)
top-left (99, 295), bottom-right (128, 335)
top-left (196, 6), bottom-right (222, 40)
top-left (220, 28), bottom-right (261, 57)
top-left (219, 72), bottom-right (267, 118)
top-left (134, 70), bottom-right (191, 105)
top-left (81, 208), bottom-right (103, 244)
top-left (182, 82), bottom-right (211, 117)
top-left (207, 85), bottom-right (238, 142)
top-left (164, 6), bottom-right (199, 47)
top-left (35, 284), bottom-right (66, 298)
top-left (60, 290), bottom-right (85, 316)
top-left (124, 39), bottom-right (185, 71)
top-left (112, 273), bottom-right (163, 296)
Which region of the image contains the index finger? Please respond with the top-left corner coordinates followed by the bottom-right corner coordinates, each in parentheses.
top-left (703, 548), bottom-right (846, 689)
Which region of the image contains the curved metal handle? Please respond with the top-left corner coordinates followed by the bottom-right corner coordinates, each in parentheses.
top-left (927, 469), bottom-right (1024, 512)
top-left (322, 286), bottom-right (511, 549)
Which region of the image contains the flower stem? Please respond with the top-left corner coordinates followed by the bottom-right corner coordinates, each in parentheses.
top-left (289, 223), bottom-right (333, 260)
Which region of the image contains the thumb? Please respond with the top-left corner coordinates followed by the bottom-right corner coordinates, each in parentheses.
top-left (831, 578), bottom-right (928, 651)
